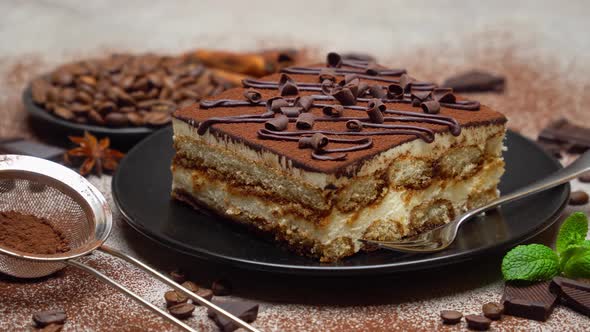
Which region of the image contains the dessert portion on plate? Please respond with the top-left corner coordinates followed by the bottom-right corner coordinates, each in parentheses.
top-left (171, 53), bottom-right (507, 262)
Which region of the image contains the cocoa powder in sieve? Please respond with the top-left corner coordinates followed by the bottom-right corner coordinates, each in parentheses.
top-left (0, 211), bottom-right (70, 255)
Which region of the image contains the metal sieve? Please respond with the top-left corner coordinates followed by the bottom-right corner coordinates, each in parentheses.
top-left (0, 155), bottom-right (259, 332)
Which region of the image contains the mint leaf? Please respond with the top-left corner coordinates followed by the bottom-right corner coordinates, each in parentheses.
top-left (559, 242), bottom-right (590, 270)
top-left (502, 244), bottom-right (560, 281)
top-left (563, 248), bottom-right (590, 278)
top-left (556, 212), bottom-right (588, 254)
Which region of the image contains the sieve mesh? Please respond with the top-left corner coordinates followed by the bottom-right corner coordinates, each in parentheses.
top-left (0, 155), bottom-right (110, 278)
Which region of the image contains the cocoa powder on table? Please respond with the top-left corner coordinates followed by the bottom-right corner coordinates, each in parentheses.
top-left (0, 211), bottom-right (70, 255)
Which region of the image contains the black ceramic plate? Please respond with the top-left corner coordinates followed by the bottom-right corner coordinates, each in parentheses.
top-left (23, 83), bottom-right (165, 148)
top-left (112, 127), bottom-right (569, 275)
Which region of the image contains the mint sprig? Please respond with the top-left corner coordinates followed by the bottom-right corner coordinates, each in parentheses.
top-left (501, 212), bottom-right (589, 281)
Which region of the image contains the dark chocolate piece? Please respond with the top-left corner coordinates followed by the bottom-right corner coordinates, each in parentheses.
top-left (33, 310), bottom-right (67, 327)
top-left (399, 74), bottom-right (415, 93)
top-left (278, 74), bottom-right (299, 96)
top-left (212, 279), bottom-right (233, 296)
top-left (387, 84), bottom-right (404, 98)
top-left (331, 86), bottom-right (356, 105)
top-left (265, 115), bottom-right (289, 131)
top-left (266, 97), bottom-right (289, 113)
top-left (442, 70), bottom-right (505, 92)
top-left (366, 99), bottom-right (385, 124)
top-left (421, 100), bottom-right (441, 114)
top-left (432, 88), bottom-right (456, 103)
top-left (294, 95), bottom-right (314, 111)
top-left (326, 52), bottom-right (342, 68)
top-left (569, 191), bottom-right (589, 205)
top-left (0, 138), bottom-right (65, 161)
top-left (440, 310), bottom-right (462, 324)
top-left (319, 68), bottom-right (336, 82)
top-left (365, 63), bottom-right (380, 76)
top-left (502, 281), bottom-right (558, 321)
top-left (538, 118), bottom-right (590, 153)
top-left (296, 113), bottom-right (315, 129)
top-left (465, 314), bottom-right (491, 330)
top-left (244, 89), bottom-right (262, 103)
top-left (207, 300), bottom-right (259, 332)
top-left (322, 105), bottom-right (343, 117)
top-left (280, 106), bottom-right (302, 118)
top-left (368, 85), bottom-right (387, 98)
top-left (550, 277), bottom-right (590, 317)
top-left (482, 302), bottom-right (503, 320)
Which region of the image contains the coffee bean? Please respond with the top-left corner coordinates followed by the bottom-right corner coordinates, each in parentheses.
top-left (145, 112), bottom-right (171, 126)
top-left (168, 303), bottom-right (195, 320)
top-left (465, 314), bottom-right (491, 331)
top-left (164, 290), bottom-right (188, 308)
top-left (212, 279), bottom-right (232, 296)
top-left (59, 88), bottom-right (77, 103)
top-left (195, 288), bottom-right (214, 302)
top-left (74, 116), bottom-right (88, 124)
top-left (54, 106), bottom-right (75, 120)
top-left (569, 190), bottom-right (589, 205)
top-left (88, 110), bottom-right (106, 125)
top-left (182, 281), bottom-right (200, 293)
top-left (170, 269), bottom-right (187, 283)
top-left (76, 91), bottom-right (93, 104)
top-left (105, 112), bottom-right (129, 127)
top-left (97, 101), bottom-right (117, 114)
top-left (52, 71), bottom-right (73, 86)
top-left (119, 75), bottom-right (136, 90)
top-left (32, 310), bottom-right (67, 327)
top-left (69, 103), bottom-right (91, 114)
top-left (482, 302), bottom-right (503, 320)
top-left (126, 112), bottom-right (145, 126)
top-left (440, 310), bottom-right (462, 324)
top-left (78, 75), bottom-right (97, 86)
top-left (40, 324), bottom-right (64, 332)
top-left (119, 106), bottom-right (136, 113)
top-left (579, 172), bottom-right (590, 183)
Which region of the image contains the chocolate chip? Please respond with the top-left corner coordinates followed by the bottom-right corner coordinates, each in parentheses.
top-left (195, 288), bottom-right (214, 302)
top-left (569, 190), bottom-right (589, 205)
top-left (294, 95), bottom-right (314, 112)
top-left (368, 85), bottom-right (386, 98)
top-left (265, 114), bottom-right (289, 131)
top-left (387, 84), bottom-right (404, 98)
top-left (322, 105), bottom-right (344, 117)
top-left (164, 290), bottom-right (188, 307)
top-left (319, 68), bottom-right (337, 82)
top-left (440, 310), bottom-right (462, 324)
top-left (442, 70), bottom-right (505, 93)
top-left (207, 300), bottom-right (259, 332)
top-left (482, 302), bottom-right (503, 320)
top-left (170, 269), bottom-right (187, 283)
top-left (243, 89), bottom-right (262, 103)
top-left (579, 172), bottom-right (590, 183)
top-left (326, 52), bottom-right (342, 68)
top-left (168, 303), bottom-right (195, 320)
top-left (465, 314), bottom-right (491, 330)
top-left (212, 279), bottom-right (233, 296)
top-left (40, 324), bottom-right (64, 332)
top-left (296, 113), bottom-right (315, 130)
top-left (32, 310), bottom-right (67, 327)
top-left (331, 86), bottom-right (356, 106)
top-left (421, 100), bottom-right (441, 114)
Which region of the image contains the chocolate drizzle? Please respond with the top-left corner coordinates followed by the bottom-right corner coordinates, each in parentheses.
top-left (193, 53), bottom-right (482, 161)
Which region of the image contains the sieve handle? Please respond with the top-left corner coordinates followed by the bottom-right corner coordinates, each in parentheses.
top-left (66, 260), bottom-right (197, 332)
top-left (99, 245), bottom-right (261, 332)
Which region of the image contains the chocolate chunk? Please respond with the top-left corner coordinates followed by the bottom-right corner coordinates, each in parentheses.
top-left (440, 310), bottom-right (462, 324)
top-left (322, 105), bottom-right (344, 117)
top-left (482, 302), bottom-right (503, 320)
top-left (357, 82), bottom-right (370, 97)
top-left (411, 91), bottom-right (432, 106)
top-left (266, 97), bottom-right (289, 113)
top-left (465, 314), bottom-right (491, 330)
top-left (195, 288), bottom-right (214, 302)
top-left (331, 86), bottom-right (356, 106)
top-left (181, 281), bottom-right (200, 293)
top-left (319, 68), bottom-right (337, 82)
top-left (550, 277), bottom-right (590, 317)
top-left (278, 74), bottom-right (299, 96)
top-left (326, 52), bottom-right (342, 68)
top-left (243, 89), bottom-right (262, 103)
top-left (421, 100), bottom-right (441, 114)
top-left (299, 133), bottom-right (329, 150)
top-left (207, 300), bottom-right (259, 332)
top-left (368, 85), bottom-right (386, 98)
top-left (579, 172), bottom-right (590, 183)
top-left (280, 106), bottom-right (302, 118)
top-left (432, 88), bottom-right (456, 103)
top-left (296, 113), bottom-right (315, 129)
top-left (168, 303), bottom-right (195, 319)
top-left (170, 269), bottom-right (187, 283)
top-left (40, 324), bottom-right (64, 332)
top-left (294, 95), bottom-right (314, 112)
top-left (536, 140), bottom-right (563, 159)
top-left (33, 310), bottom-right (67, 327)
top-left (569, 190), bottom-right (589, 205)
top-left (399, 74), bottom-right (415, 93)
top-left (321, 79), bottom-right (335, 95)
top-left (366, 99), bottom-right (385, 124)
top-left (387, 84), bottom-right (404, 99)
top-left (343, 74), bottom-right (359, 85)
top-left (212, 279), bottom-right (233, 296)
top-left (365, 63), bottom-right (380, 76)
top-left (346, 120), bottom-right (363, 132)
top-left (442, 70), bottom-right (505, 93)
top-left (502, 281), bottom-right (558, 321)
top-left (265, 115), bottom-right (289, 131)
top-left (164, 290), bottom-right (188, 307)
top-left (538, 118), bottom-right (590, 152)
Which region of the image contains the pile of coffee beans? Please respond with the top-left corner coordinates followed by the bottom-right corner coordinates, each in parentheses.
top-left (440, 301), bottom-right (503, 330)
top-left (30, 53), bottom-right (232, 127)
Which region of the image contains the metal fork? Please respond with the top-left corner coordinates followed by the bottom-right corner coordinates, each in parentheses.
top-left (360, 150), bottom-right (590, 253)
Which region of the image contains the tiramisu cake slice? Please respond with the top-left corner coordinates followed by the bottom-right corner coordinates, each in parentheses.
top-left (171, 53), bottom-right (507, 262)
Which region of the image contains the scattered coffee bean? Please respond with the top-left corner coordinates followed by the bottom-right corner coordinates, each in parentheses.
top-left (212, 279), bottom-right (232, 296)
top-left (440, 310), bottom-right (462, 324)
top-left (482, 302), bottom-right (503, 320)
top-left (170, 269), bottom-right (187, 283)
top-left (32, 310), bottom-right (67, 327)
top-left (40, 324), bottom-right (64, 332)
top-left (465, 314), bottom-right (491, 331)
top-left (164, 290), bottom-right (188, 308)
top-left (569, 190), bottom-right (589, 206)
top-left (195, 288), bottom-right (214, 302)
top-left (579, 172), bottom-right (590, 183)
top-left (168, 303), bottom-right (195, 320)
top-left (181, 281), bottom-right (200, 293)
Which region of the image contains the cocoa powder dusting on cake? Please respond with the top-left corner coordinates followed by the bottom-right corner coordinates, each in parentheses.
top-left (0, 211), bottom-right (70, 255)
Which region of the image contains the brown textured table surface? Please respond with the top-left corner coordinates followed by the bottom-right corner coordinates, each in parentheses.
top-left (1, 1), bottom-right (590, 331)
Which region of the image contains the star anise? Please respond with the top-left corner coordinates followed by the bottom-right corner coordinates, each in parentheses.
top-left (64, 131), bottom-right (125, 176)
